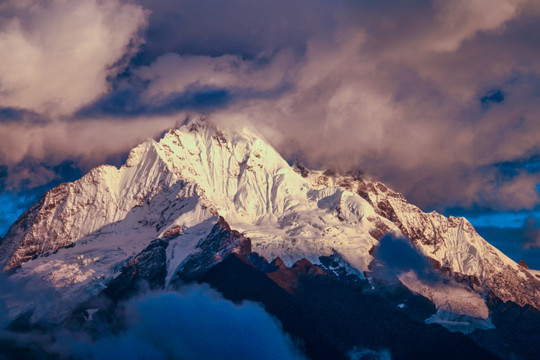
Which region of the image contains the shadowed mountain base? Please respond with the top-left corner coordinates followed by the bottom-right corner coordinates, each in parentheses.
top-left (201, 254), bottom-right (498, 360)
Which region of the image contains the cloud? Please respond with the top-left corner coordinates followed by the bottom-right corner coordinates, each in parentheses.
top-left (0, 114), bottom-right (181, 238)
top-left (348, 347), bottom-right (392, 360)
top-left (430, 0), bottom-right (528, 52)
top-left (0, 0), bottom-right (147, 115)
top-left (522, 217), bottom-right (540, 249)
top-left (135, 50), bottom-right (296, 103)
top-left (135, 0), bottom-right (338, 61)
top-left (0, 115), bottom-right (180, 178)
top-left (1, 0), bottom-right (540, 219)
top-left (200, 2), bottom-right (540, 211)
top-left (83, 288), bottom-right (302, 360)
top-left (0, 272), bottom-right (58, 328)
top-left (1, 286), bottom-right (302, 360)
top-left (372, 234), bottom-right (441, 284)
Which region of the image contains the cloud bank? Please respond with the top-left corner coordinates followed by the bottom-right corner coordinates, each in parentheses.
top-left (0, 286), bottom-right (302, 360)
top-left (78, 288), bottom-right (301, 360)
top-left (0, 0), bottom-right (539, 231)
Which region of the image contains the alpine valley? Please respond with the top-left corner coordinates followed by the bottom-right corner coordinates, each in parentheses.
top-left (1, 119), bottom-right (539, 359)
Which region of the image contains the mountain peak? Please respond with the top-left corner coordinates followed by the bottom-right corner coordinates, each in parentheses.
top-left (1, 120), bottom-right (539, 323)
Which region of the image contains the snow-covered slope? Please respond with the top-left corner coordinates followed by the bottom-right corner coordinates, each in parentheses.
top-left (358, 179), bottom-right (540, 308)
top-left (0, 119), bottom-right (538, 321)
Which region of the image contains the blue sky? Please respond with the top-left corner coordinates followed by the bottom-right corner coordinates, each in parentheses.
top-left (0, 0), bottom-right (539, 266)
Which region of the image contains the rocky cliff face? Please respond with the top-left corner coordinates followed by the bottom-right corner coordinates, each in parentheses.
top-left (0, 119), bottom-right (538, 323)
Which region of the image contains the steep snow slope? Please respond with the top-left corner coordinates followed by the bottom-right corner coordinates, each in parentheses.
top-left (358, 179), bottom-right (540, 308)
top-left (0, 119), bottom-right (538, 321)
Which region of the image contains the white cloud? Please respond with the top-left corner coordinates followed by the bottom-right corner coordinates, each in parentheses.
top-left (0, 0), bottom-right (147, 115)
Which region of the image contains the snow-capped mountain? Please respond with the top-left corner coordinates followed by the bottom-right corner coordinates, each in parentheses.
top-left (0, 119), bottom-right (538, 324)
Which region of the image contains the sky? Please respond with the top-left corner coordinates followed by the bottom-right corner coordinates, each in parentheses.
top-left (0, 0), bottom-right (539, 266)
